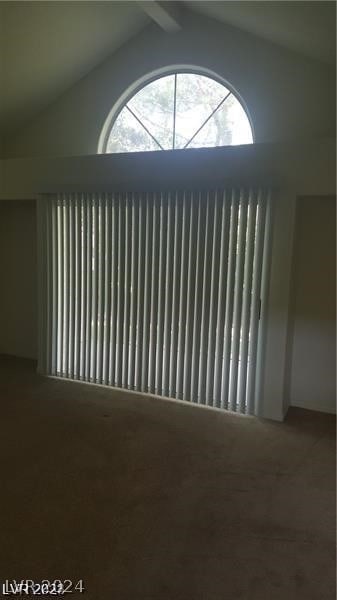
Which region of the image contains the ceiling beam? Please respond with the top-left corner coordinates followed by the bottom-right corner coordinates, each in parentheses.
top-left (137, 1), bottom-right (182, 33)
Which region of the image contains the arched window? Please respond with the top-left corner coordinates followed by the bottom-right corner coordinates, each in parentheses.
top-left (101, 71), bottom-right (253, 153)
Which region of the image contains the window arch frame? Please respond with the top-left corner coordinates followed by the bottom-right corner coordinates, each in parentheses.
top-left (98, 65), bottom-right (255, 154)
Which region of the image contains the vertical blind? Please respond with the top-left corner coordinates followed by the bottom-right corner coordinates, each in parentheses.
top-left (37, 187), bottom-right (271, 414)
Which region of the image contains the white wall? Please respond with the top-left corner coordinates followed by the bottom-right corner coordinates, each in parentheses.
top-left (5, 13), bottom-right (335, 158)
top-left (0, 200), bottom-right (37, 360)
top-left (1, 138), bottom-right (335, 200)
top-left (288, 196), bottom-right (336, 414)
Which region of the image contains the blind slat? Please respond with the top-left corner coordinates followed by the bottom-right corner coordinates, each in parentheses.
top-left (169, 193), bottom-right (182, 397)
top-left (198, 192), bottom-right (214, 405)
top-left (228, 192), bottom-right (248, 411)
top-left (122, 194), bottom-right (131, 387)
top-left (148, 198), bottom-right (159, 393)
top-left (109, 196), bottom-right (118, 386)
top-left (85, 196), bottom-right (92, 381)
top-left (163, 192), bottom-right (174, 397)
top-left (221, 191), bottom-right (239, 409)
top-left (237, 192), bottom-right (257, 412)
top-left (141, 195), bottom-right (152, 391)
top-left (246, 191), bottom-right (268, 414)
top-left (176, 193), bottom-right (190, 400)
top-left (205, 192), bottom-right (222, 407)
top-left (155, 193), bottom-right (166, 394)
top-left (128, 193), bottom-right (138, 390)
top-left (213, 192), bottom-right (231, 407)
top-left (103, 194), bottom-right (111, 385)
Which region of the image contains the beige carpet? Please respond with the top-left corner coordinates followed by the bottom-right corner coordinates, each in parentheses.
top-left (0, 355), bottom-right (335, 599)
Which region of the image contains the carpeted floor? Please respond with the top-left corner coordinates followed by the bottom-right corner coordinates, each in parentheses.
top-left (0, 355), bottom-right (335, 599)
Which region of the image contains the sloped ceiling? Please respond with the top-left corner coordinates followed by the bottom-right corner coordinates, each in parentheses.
top-left (0, 0), bottom-right (335, 138)
top-left (186, 1), bottom-right (336, 65)
top-left (0, 2), bottom-right (150, 135)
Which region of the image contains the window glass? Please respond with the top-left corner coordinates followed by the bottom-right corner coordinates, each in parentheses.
top-left (105, 72), bottom-right (253, 153)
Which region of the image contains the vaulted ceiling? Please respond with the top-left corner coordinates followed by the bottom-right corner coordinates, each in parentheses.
top-left (188, 1), bottom-right (336, 64)
top-left (0, 1), bottom-right (335, 138)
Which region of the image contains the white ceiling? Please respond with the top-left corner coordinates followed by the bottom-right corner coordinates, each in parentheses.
top-left (186, 1), bottom-right (336, 65)
top-left (0, 2), bottom-right (150, 135)
top-left (1, 1), bottom-right (335, 138)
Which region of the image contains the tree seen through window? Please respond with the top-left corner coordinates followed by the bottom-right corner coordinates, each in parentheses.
top-left (106, 73), bottom-right (253, 153)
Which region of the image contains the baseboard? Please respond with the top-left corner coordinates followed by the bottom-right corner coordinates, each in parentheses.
top-left (290, 399), bottom-right (336, 415)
